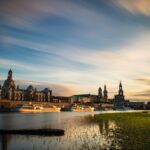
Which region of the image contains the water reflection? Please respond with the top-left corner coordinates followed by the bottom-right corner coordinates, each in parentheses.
top-left (0, 135), bottom-right (12, 150)
top-left (98, 120), bottom-right (120, 149)
top-left (0, 112), bottom-right (118, 150)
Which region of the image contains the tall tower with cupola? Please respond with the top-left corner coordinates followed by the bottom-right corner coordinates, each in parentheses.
top-left (2, 69), bottom-right (15, 100)
top-left (114, 81), bottom-right (125, 103)
top-left (103, 85), bottom-right (108, 102)
top-left (118, 81), bottom-right (124, 96)
top-left (98, 87), bottom-right (102, 99)
top-left (7, 69), bottom-right (13, 81)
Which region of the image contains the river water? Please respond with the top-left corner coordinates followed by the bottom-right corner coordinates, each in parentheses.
top-left (0, 112), bottom-right (118, 150)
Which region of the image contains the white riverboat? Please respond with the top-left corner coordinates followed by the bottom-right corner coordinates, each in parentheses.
top-left (12, 104), bottom-right (61, 113)
top-left (71, 104), bottom-right (94, 112)
top-left (83, 106), bottom-right (94, 112)
top-left (71, 105), bottom-right (83, 112)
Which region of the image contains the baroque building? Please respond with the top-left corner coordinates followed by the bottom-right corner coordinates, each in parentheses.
top-left (0, 69), bottom-right (52, 102)
top-left (114, 81), bottom-right (125, 102)
top-left (70, 94), bottom-right (98, 103)
top-left (113, 81), bottom-right (126, 107)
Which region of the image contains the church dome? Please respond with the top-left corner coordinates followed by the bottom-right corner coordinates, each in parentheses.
top-left (43, 88), bottom-right (50, 93)
top-left (27, 85), bottom-right (34, 91)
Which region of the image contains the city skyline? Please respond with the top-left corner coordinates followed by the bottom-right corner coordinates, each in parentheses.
top-left (0, 0), bottom-right (150, 101)
top-left (0, 69), bottom-right (147, 102)
top-left (0, 69), bottom-right (121, 96)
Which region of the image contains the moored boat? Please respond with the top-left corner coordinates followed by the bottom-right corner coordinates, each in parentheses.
top-left (71, 104), bottom-right (83, 112)
top-left (70, 104), bottom-right (94, 112)
top-left (83, 106), bottom-right (94, 112)
top-left (12, 104), bottom-right (61, 112)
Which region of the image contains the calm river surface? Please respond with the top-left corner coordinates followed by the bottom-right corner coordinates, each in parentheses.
top-left (0, 112), bottom-right (118, 150)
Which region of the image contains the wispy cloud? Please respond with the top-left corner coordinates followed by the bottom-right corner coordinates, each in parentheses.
top-left (135, 78), bottom-right (150, 85)
top-left (113, 0), bottom-right (150, 16)
top-left (0, 0), bottom-right (150, 100)
top-left (1, 30), bottom-right (150, 99)
top-left (133, 90), bottom-right (150, 97)
top-left (0, 0), bottom-right (108, 28)
top-left (0, 79), bottom-right (74, 96)
top-left (0, 58), bottom-right (37, 72)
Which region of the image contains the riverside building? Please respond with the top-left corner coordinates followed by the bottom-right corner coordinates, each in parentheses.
top-left (0, 69), bottom-right (52, 102)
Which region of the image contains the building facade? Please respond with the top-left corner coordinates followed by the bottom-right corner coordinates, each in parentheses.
top-left (114, 82), bottom-right (125, 102)
top-left (0, 69), bottom-right (52, 102)
top-left (113, 82), bottom-right (126, 107)
top-left (70, 94), bottom-right (98, 103)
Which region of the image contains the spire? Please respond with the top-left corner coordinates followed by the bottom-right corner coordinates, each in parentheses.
top-left (103, 85), bottom-right (108, 97)
top-left (98, 87), bottom-right (102, 92)
top-left (7, 69), bottom-right (13, 80)
top-left (98, 86), bottom-right (102, 98)
top-left (118, 81), bottom-right (124, 96)
top-left (103, 84), bottom-right (108, 102)
top-left (119, 81), bottom-right (122, 89)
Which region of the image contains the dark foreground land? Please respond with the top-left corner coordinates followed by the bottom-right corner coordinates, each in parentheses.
top-left (94, 112), bottom-right (150, 150)
top-left (0, 129), bottom-right (64, 136)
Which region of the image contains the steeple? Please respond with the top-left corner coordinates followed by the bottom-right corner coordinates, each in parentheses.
top-left (98, 87), bottom-right (102, 98)
top-left (118, 81), bottom-right (124, 96)
top-left (7, 69), bottom-right (13, 80)
top-left (103, 84), bottom-right (108, 101)
top-left (119, 81), bottom-right (122, 90)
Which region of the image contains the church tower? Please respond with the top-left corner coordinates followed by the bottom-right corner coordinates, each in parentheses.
top-left (2, 69), bottom-right (15, 100)
top-left (118, 81), bottom-right (124, 96)
top-left (7, 69), bottom-right (13, 80)
top-left (114, 81), bottom-right (125, 103)
top-left (98, 87), bottom-right (102, 101)
top-left (103, 85), bottom-right (108, 102)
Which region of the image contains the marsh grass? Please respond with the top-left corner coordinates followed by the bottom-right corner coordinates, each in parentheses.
top-left (95, 112), bottom-right (150, 150)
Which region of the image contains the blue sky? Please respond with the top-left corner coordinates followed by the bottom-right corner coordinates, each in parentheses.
top-left (0, 0), bottom-right (150, 100)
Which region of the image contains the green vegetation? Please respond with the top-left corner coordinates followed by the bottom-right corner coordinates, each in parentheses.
top-left (95, 111), bottom-right (150, 121)
top-left (95, 112), bottom-right (150, 150)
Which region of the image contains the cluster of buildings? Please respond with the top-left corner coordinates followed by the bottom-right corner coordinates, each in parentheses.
top-left (0, 70), bottom-right (52, 102)
top-left (1, 69), bottom-right (148, 109)
top-left (70, 82), bottom-right (125, 105)
top-left (0, 69), bottom-right (125, 104)
top-left (0, 69), bottom-right (150, 109)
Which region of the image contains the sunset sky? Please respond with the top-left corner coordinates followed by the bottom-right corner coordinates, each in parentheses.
top-left (0, 0), bottom-right (150, 101)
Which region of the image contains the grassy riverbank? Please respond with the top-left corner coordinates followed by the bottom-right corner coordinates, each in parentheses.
top-left (95, 111), bottom-right (150, 121)
top-left (94, 112), bottom-right (150, 150)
